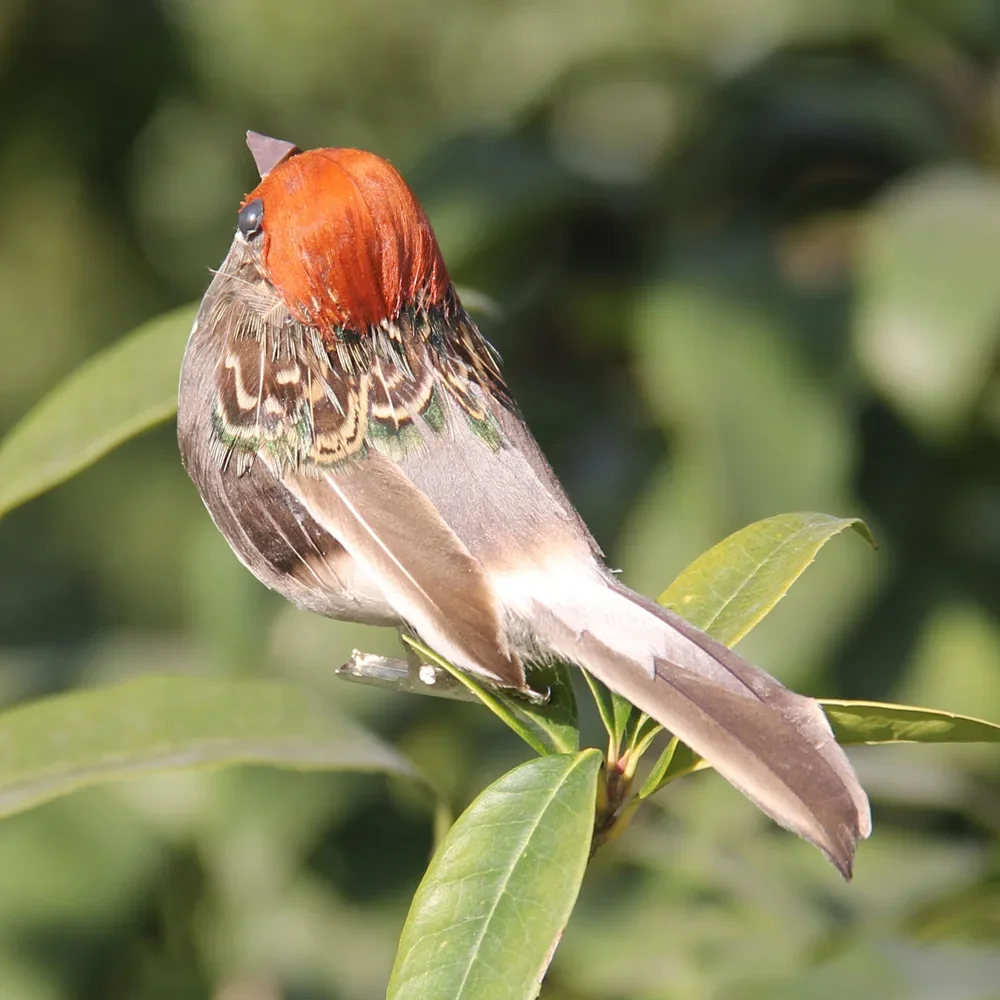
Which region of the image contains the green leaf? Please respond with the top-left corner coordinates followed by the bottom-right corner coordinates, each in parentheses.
top-left (637, 739), bottom-right (709, 797)
top-left (820, 700), bottom-right (1000, 746)
top-left (623, 714), bottom-right (662, 771)
top-left (0, 304), bottom-right (195, 520)
top-left (637, 736), bottom-right (679, 799)
top-left (0, 676), bottom-right (426, 819)
top-left (403, 635), bottom-right (579, 756)
top-left (578, 672), bottom-right (623, 752)
top-left (612, 692), bottom-right (636, 748)
top-left (579, 671), bottom-right (616, 739)
top-left (658, 511), bottom-right (875, 646)
top-left (637, 701), bottom-right (1000, 796)
top-left (388, 750), bottom-right (602, 1000)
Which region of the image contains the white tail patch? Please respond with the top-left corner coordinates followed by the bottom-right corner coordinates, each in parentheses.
top-left (494, 557), bottom-right (738, 687)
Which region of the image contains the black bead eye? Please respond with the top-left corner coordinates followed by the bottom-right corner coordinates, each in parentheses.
top-left (237, 198), bottom-right (263, 239)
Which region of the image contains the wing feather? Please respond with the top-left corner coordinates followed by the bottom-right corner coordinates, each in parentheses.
top-left (278, 455), bottom-right (525, 689)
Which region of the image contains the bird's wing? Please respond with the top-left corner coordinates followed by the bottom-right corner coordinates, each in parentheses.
top-left (198, 258), bottom-right (523, 688)
top-left (278, 454), bottom-right (523, 687)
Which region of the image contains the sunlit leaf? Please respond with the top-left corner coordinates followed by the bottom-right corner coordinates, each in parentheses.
top-left (0, 305), bottom-right (195, 519)
top-left (0, 676), bottom-right (427, 819)
top-left (820, 700), bottom-right (1000, 746)
top-left (403, 635), bottom-right (579, 756)
top-left (388, 750), bottom-right (602, 1000)
top-left (658, 511), bottom-right (875, 646)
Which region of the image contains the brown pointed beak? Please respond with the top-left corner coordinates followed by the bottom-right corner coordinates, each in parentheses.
top-left (246, 131), bottom-right (301, 178)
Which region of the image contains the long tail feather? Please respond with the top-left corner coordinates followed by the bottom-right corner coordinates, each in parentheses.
top-left (530, 575), bottom-right (871, 877)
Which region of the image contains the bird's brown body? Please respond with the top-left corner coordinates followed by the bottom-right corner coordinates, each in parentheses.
top-left (178, 133), bottom-right (871, 877)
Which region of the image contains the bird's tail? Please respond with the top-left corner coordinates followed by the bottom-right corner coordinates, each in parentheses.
top-left (528, 574), bottom-right (871, 878)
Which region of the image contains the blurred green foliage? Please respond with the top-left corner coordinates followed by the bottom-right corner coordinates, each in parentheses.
top-left (4, 0), bottom-right (1000, 996)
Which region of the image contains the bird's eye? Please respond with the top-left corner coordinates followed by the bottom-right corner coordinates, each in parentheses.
top-left (237, 198), bottom-right (263, 239)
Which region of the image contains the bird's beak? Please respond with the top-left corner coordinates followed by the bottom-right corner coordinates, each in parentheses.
top-left (246, 131), bottom-right (300, 179)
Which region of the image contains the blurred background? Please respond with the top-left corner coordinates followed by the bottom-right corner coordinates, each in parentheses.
top-left (2, 0), bottom-right (1000, 996)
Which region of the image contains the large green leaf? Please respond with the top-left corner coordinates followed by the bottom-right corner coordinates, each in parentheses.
top-left (388, 750), bottom-right (602, 1000)
top-left (0, 304), bottom-right (194, 520)
top-left (658, 511), bottom-right (875, 646)
top-left (404, 635), bottom-right (579, 756)
top-left (0, 676), bottom-right (426, 819)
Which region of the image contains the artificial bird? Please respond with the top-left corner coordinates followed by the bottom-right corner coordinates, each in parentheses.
top-left (177, 132), bottom-right (870, 877)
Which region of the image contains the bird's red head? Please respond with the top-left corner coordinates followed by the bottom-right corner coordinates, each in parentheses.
top-left (241, 143), bottom-right (452, 338)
